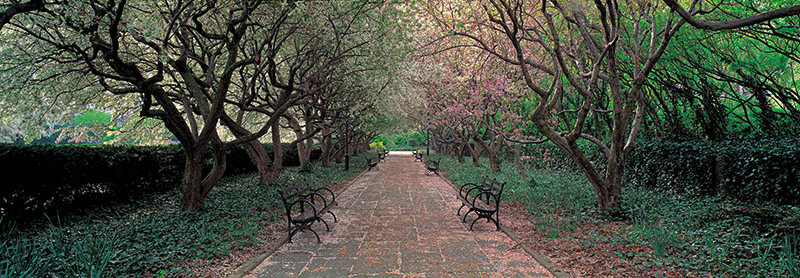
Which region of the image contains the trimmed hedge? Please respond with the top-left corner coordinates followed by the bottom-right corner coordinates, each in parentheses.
top-left (626, 139), bottom-right (800, 205)
top-left (0, 143), bottom-right (321, 220)
top-left (1, 144), bottom-right (184, 219)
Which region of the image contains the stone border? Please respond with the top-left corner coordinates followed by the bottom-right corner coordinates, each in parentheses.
top-left (436, 174), bottom-right (570, 278)
top-left (229, 168), bottom-right (370, 278)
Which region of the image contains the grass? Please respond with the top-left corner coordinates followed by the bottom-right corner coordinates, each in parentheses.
top-left (429, 151), bottom-right (800, 277)
top-left (0, 153), bottom-right (369, 277)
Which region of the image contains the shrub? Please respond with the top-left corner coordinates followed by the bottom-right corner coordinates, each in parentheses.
top-left (392, 134), bottom-right (407, 146)
top-left (0, 142), bottom-right (322, 220)
top-left (370, 134), bottom-right (390, 144)
top-left (369, 141), bottom-right (386, 151)
top-left (626, 139), bottom-right (800, 205)
top-left (0, 152), bottom-right (370, 277)
top-left (405, 131), bottom-right (426, 146)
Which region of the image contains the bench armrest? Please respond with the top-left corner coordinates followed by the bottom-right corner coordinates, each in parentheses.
top-left (459, 182), bottom-right (481, 198)
top-left (285, 198), bottom-right (319, 221)
top-left (472, 191), bottom-right (500, 209)
top-left (313, 187), bottom-right (336, 206)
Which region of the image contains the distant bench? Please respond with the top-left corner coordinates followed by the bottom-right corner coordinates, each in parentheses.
top-left (457, 177), bottom-right (506, 231)
top-left (424, 158), bottom-right (439, 176)
top-left (412, 151), bottom-right (423, 162)
top-left (277, 180), bottom-right (338, 243)
top-left (366, 157), bottom-right (380, 171)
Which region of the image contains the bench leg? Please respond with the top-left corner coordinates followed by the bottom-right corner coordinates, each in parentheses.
top-left (491, 216), bottom-right (500, 231)
top-left (462, 208), bottom-right (475, 223)
top-left (306, 227), bottom-right (322, 243)
top-left (287, 221), bottom-right (295, 243)
top-left (457, 204), bottom-right (465, 216)
top-left (318, 218), bottom-right (331, 232)
top-left (328, 211), bottom-right (338, 223)
top-left (469, 215), bottom-right (500, 231)
top-left (469, 217), bottom-right (480, 231)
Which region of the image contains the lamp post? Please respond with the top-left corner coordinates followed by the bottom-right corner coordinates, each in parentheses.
top-left (344, 120), bottom-right (350, 171)
top-left (425, 128), bottom-right (430, 155)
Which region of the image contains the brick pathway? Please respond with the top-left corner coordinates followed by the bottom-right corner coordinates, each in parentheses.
top-left (245, 153), bottom-right (553, 277)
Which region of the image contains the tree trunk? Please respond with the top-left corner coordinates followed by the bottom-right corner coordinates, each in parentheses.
top-left (487, 150), bottom-right (500, 172)
top-left (265, 120), bottom-right (283, 183)
top-left (474, 136), bottom-right (500, 172)
top-left (180, 150), bottom-right (205, 211)
top-left (512, 143), bottom-right (528, 181)
top-left (244, 140), bottom-right (270, 183)
top-left (287, 116), bottom-right (310, 167)
top-left (321, 127), bottom-right (332, 167)
top-left (456, 142), bottom-right (465, 163)
top-left (180, 139), bottom-right (227, 211)
top-left (469, 142), bottom-right (481, 167)
top-left (219, 113), bottom-right (270, 183)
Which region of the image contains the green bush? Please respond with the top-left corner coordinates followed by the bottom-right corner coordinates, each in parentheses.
top-left (436, 147), bottom-right (799, 277)
top-left (0, 143), bottom-right (322, 221)
top-left (369, 142), bottom-right (386, 151)
top-left (405, 131), bottom-right (426, 146)
top-left (0, 152), bottom-right (370, 277)
top-left (627, 139), bottom-right (800, 205)
top-left (370, 134), bottom-right (390, 144)
top-left (0, 144), bottom-right (185, 220)
top-left (392, 134), bottom-right (407, 146)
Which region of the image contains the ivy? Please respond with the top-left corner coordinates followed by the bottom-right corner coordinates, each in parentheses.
top-left (626, 139), bottom-right (800, 205)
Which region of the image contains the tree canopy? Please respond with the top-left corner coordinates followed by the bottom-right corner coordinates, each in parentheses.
top-left (1, 0), bottom-right (798, 211)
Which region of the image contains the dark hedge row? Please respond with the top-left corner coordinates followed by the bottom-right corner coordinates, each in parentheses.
top-left (626, 139), bottom-right (800, 205)
top-left (0, 143), bottom-right (321, 219)
top-left (517, 139), bottom-right (799, 205)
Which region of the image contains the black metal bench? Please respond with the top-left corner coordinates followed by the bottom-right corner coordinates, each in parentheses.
top-left (424, 159), bottom-right (440, 176)
top-left (412, 151), bottom-right (423, 162)
top-left (277, 180), bottom-right (338, 243)
top-left (457, 177), bottom-right (506, 231)
top-left (378, 152), bottom-right (387, 162)
top-left (366, 157), bottom-right (379, 171)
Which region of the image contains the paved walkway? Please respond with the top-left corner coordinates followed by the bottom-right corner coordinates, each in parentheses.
top-left (245, 153), bottom-right (552, 277)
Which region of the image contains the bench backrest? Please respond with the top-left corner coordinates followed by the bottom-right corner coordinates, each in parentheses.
top-left (277, 180), bottom-right (311, 205)
top-left (481, 177), bottom-right (505, 197)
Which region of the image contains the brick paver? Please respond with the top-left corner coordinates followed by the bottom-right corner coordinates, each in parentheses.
top-left (245, 153), bottom-right (553, 277)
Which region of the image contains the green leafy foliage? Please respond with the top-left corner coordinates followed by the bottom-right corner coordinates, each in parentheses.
top-left (627, 139), bottom-right (800, 205)
top-left (0, 143), bottom-right (321, 221)
top-left (436, 149), bottom-right (799, 277)
top-left (0, 153), bottom-right (369, 277)
top-left (369, 141), bottom-right (386, 151)
top-left (72, 110), bottom-right (112, 127)
top-left (378, 131), bottom-right (427, 150)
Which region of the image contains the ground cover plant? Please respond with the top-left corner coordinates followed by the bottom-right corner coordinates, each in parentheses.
top-left (0, 154), bottom-right (368, 277)
top-left (429, 151), bottom-right (800, 277)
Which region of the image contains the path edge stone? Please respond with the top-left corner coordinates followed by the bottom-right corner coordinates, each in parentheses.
top-left (228, 168), bottom-right (369, 278)
top-left (437, 174), bottom-right (571, 278)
